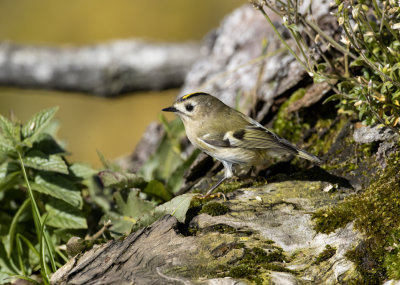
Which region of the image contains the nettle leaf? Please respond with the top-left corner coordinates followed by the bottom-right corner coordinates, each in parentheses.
top-left (167, 149), bottom-right (200, 194)
top-left (0, 162), bottom-right (19, 177)
top-left (70, 163), bottom-right (98, 180)
top-left (45, 199), bottom-right (87, 229)
top-left (0, 136), bottom-right (15, 154)
top-left (98, 170), bottom-right (148, 189)
top-left (0, 114), bottom-right (18, 142)
top-left (143, 180), bottom-right (173, 202)
top-left (0, 162), bottom-right (20, 192)
top-left (103, 189), bottom-right (156, 236)
top-left (32, 133), bottom-right (66, 155)
top-left (23, 150), bottom-right (68, 174)
top-left (0, 172), bottom-right (20, 192)
top-left (32, 172), bottom-right (83, 208)
top-left (115, 189), bottom-right (155, 220)
top-left (155, 194), bottom-right (195, 223)
top-left (22, 106), bottom-right (58, 143)
top-left (139, 117), bottom-right (185, 181)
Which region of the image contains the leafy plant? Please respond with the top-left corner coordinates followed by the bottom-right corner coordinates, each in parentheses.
top-left (98, 171), bottom-right (195, 237)
top-left (0, 107), bottom-right (94, 284)
top-left (96, 115), bottom-right (200, 237)
top-left (251, 0), bottom-right (400, 132)
top-left (139, 115), bottom-right (200, 193)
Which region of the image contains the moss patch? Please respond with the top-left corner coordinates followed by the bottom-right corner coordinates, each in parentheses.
top-left (217, 179), bottom-right (264, 194)
top-left (273, 88), bottom-right (307, 142)
top-left (314, 244), bottom-right (336, 265)
top-left (313, 152), bottom-right (400, 283)
top-left (213, 244), bottom-right (294, 284)
top-left (200, 202), bottom-right (230, 216)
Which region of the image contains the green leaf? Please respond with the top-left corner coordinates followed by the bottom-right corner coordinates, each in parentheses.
top-left (0, 114), bottom-right (19, 143)
top-left (102, 189), bottom-right (156, 236)
top-left (143, 180), bottom-right (173, 202)
top-left (0, 136), bottom-right (15, 154)
top-left (167, 149), bottom-right (200, 194)
top-left (32, 133), bottom-right (66, 155)
top-left (317, 63), bottom-right (327, 72)
top-left (96, 150), bottom-right (120, 171)
top-left (115, 189), bottom-right (155, 220)
top-left (98, 170), bottom-right (148, 189)
top-left (101, 211), bottom-right (133, 237)
top-left (0, 240), bottom-right (18, 275)
top-left (140, 117), bottom-right (186, 182)
top-left (22, 150), bottom-right (68, 174)
top-left (350, 57), bottom-right (365, 67)
top-left (45, 199), bottom-right (87, 229)
top-left (0, 171), bottom-right (20, 192)
top-left (8, 199), bottom-right (31, 258)
top-left (0, 162), bottom-right (21, 192)
top-left (155, 194), bottom-right (195, 223)
top-left (313, 73), bottom-right (328, 83)
top-left (70, 163), bottom-right (97, 179)
top-left (323, 94), bottom-right (343, 104)
top-left (31, 172), bottom-right (83, 208)
top-left (21, 106), bottom-right (58, 143)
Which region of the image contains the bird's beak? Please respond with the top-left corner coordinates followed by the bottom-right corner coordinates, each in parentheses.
top-left (162, 106), bottom-right (178, 112)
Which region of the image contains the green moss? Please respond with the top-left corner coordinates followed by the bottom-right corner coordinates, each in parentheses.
top-left (229, 264), bottom-right (257, 278)
top-left (344, 242), bottom-right (384, 284)
top-left (207, 243), bottom-right (294, 283)
top-left (384, 231), bottom-right (400, 279)
top-left (272, 86), bottom-right (349, 164)
top-left (312, 204), bottom-right (353, 234)
top-left (308, 116), bottom-right (348, 157)
top-left (217, 179), bottom-right (263, 194)
top-left (273, 88), bottom-right (307, 142)
top-left (252, 246), bottom-right (285, 263)
top-left (264, 263), bottom-right (294, 273)
top-left (203, 224), bottom-right (238, 234)
top-left (313, 153), bottom-right (400, 282)
top-left (314, 245), bottom-right (336, 265)
top-left (200, 202), bottom-right (230, 216)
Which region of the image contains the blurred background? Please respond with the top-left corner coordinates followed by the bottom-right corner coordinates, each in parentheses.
top-left (0, 0), bottom-right (245, 168)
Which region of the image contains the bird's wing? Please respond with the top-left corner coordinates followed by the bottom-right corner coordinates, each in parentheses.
top-left (200, 124), bottom-right (290, 150)
top-left (224, 126), bottom-right (293, 150)
top-left (199, 133), bottom-right (231, 148)
top-left (199, 121), bottom-right (321, 163)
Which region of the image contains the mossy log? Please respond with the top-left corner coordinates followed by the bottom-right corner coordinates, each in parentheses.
top-left (52, 179), bottom-right (361, 284)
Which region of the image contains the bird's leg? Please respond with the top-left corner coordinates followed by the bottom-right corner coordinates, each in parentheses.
top-left (204, 176), bottom-right (227, 196)
top-left (202, 161), bottom-right (233, 199)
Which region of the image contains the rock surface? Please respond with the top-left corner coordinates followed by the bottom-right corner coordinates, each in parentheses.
top-left (52, 180), bottom-right (360, 284)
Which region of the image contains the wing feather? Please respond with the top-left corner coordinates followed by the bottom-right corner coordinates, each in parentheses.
top-left (198, 122), bottom-right (321, 163)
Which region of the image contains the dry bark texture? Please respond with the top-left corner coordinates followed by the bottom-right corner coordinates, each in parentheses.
top-left (52, 215), bottom-right (197, 285)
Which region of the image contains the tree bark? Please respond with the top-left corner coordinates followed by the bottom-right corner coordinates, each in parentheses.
top-left (0, 40), bottom-right (201, 96)
top-left (51, 215), bottom-right (196, 285)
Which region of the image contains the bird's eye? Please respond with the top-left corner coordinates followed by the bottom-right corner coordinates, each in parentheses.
top-left (185, 104), bottom-right (194, 112)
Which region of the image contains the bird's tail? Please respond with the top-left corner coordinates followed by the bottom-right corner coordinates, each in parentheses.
top-left (271, 133), bottom-right (322, 164)
top-left (297, 149), bottom-right (322, 164)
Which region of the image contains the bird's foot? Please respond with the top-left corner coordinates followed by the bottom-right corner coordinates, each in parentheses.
top-left (196, 192), bottom-right (227, 201)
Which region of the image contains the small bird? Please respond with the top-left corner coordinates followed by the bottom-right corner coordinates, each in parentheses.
top-left (162, 92), bottom-right (321, 196)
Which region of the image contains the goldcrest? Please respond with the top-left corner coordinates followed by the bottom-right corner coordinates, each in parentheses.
top-left (162, 92), bottom-right (321, 196)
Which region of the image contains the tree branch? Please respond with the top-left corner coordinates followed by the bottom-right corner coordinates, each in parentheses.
top-left (0, 40), bottom-right (202, 96)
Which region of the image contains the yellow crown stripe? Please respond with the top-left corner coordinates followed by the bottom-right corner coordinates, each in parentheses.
top-left (180, 92), bottom-right (207, 101)
top-left (182, 92), bottom-right (198, 100)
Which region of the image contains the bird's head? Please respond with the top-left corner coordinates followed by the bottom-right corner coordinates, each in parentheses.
top-left (162, 92), bottom-right (225, 123)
